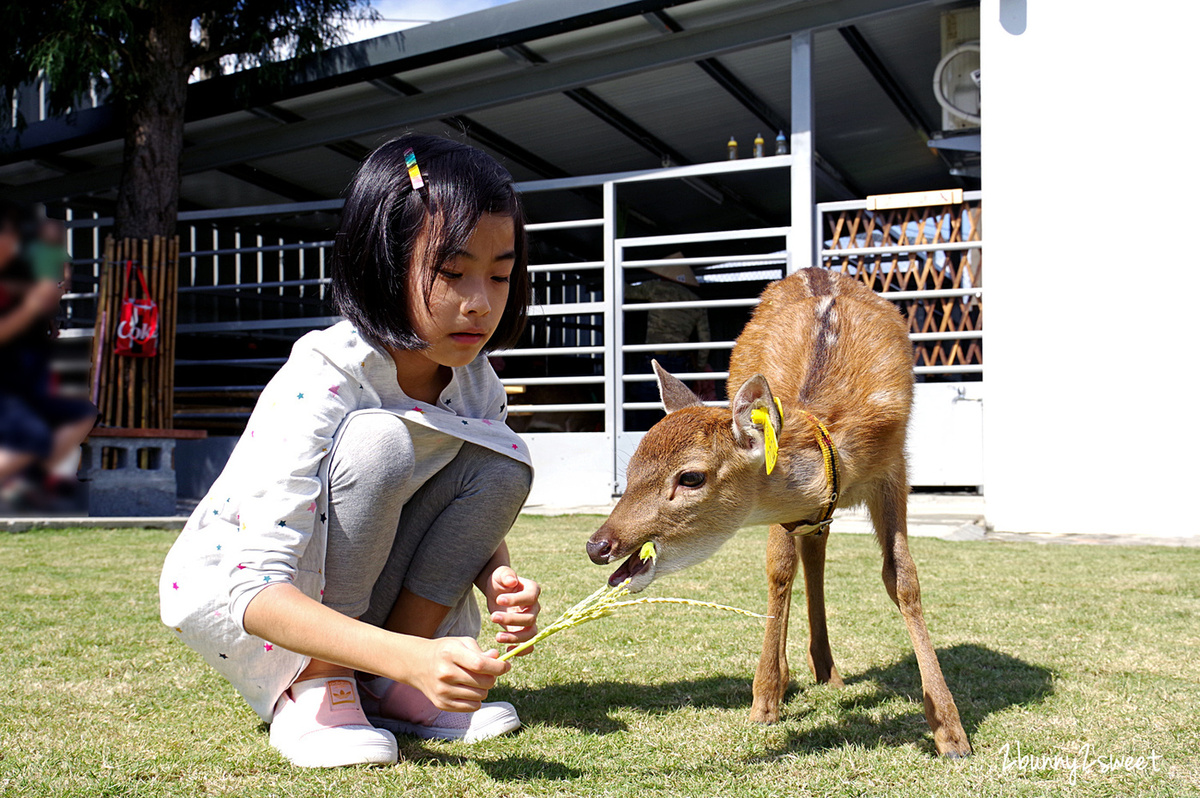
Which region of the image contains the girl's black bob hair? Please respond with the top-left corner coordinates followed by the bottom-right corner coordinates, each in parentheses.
top-left (331, 133), bottom-right (529, 351)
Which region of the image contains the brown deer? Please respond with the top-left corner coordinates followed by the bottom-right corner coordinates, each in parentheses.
top-left (587, 267), bottom-right (971, 758)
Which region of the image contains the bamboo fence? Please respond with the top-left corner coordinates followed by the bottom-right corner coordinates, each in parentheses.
top-left (88, 235), bottom-right (180, 431)
top-left (821, 200), bottom-right (983, 371)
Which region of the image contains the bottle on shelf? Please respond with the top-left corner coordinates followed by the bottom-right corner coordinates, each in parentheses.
top-left (727, 135), bottom-right (738, 160)
top-left (753, 133), bottom-right (765, 158)
top-left (775, 131), bottom-right (788, 155)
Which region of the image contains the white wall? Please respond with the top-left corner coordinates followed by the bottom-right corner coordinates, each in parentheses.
top-left (982, 0), bottom-right (1200, 536)
top-left (521, 432), bottom-right (614, 508)
top-left (909, 382), bottom-right (984, 488)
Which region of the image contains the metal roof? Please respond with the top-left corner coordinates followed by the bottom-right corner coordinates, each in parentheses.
top-left (1, 0), bottom-right (978, 229)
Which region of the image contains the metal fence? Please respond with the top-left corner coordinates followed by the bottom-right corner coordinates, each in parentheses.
top-left (60, 158), bottom-right (981, 486)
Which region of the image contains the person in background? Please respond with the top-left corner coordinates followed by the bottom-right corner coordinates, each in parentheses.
top-left (27, 217), bottom-right (72, 283)
top-left (0, 203), bottom-right (97, 509)
top-left (624, 253), bottom-right (714, 428)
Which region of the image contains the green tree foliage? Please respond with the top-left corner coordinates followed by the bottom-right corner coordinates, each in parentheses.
top-left (0, 1), bottom-right (377, 238)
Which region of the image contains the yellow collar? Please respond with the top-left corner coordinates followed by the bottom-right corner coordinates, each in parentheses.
top-left (783, 409), bottom-right (840, 537)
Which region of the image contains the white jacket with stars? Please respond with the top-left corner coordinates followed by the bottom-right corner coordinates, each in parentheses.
top-left (159, 320), bottom-right (531, 721)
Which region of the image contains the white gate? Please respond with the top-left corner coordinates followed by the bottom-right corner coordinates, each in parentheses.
top-left (508, 166), bottom-right (984, 505)
top-left (60, 165), bottom-right (983, 507)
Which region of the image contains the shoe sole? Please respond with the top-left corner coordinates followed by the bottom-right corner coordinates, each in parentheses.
top-left (274, 740), bottom-right (399, 768)
top-left (271, 728), bottom-right (399, 768)
top-left (368, 714), bottom-right (522, 744)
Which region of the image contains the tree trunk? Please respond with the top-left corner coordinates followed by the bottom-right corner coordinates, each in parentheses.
top-left (113, 3), bottom-right (191, 240)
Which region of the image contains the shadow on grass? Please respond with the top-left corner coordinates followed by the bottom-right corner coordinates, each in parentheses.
top-left (492, 675), bottom-right (756, 734)
top-left (498, 644), bottom-right (1051, 759)
top-left (397, 744), bottom-right (583, 782)
top-left (763, 643), bottom-right (1054, 757)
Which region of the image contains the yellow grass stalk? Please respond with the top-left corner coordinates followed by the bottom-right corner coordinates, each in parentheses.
top-left (498, 542), bottom-right (768, 662)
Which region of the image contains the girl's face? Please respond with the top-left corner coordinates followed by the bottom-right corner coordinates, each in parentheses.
top-left (407, 212), bottom-right (516, 368)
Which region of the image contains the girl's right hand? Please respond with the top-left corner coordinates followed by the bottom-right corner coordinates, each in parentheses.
top-left (410, 636), bottom-right (511, 712)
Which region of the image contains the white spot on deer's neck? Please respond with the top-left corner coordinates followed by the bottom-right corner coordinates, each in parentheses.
top-left (869, 389), bottom-right (899, 406)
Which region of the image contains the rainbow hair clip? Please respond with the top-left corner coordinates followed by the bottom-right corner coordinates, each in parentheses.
top-left (403, 147), bottom-right (425, 191)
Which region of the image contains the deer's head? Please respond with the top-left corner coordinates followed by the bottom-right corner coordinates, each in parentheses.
top-left (586, 362), bottom-right (785, 592)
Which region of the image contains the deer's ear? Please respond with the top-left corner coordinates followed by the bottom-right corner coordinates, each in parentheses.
top-left (731, 374), bottom-right (782, 456)
top-left (654, 360), bottom-right (701, 413)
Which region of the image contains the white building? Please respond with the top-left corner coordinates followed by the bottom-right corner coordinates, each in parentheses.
top-left (4, 0), bottom-right (1192, 537)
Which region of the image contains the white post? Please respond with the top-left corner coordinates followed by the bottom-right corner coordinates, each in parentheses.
top-left (788, 31), bottom-right (815, 272)
top-left (601, 180), bottom-right (622, 492)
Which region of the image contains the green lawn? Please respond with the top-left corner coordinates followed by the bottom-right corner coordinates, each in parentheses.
top-left (2, 517), bottom-right (1198, 797)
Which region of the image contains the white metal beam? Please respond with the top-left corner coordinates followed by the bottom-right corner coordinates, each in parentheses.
top-left (788, 31), bottom-right (816, 272)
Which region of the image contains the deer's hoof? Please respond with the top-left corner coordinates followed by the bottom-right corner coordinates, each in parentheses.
top-left (748, 705), bottom-right (780, 725)
top-left (936, 739), bottom-right (973, 759)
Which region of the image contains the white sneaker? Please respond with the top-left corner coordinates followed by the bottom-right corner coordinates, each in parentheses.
top-left (374, 702), bottom-right (522, 744)
top-left (269, 676), bottom-right (398, 767)
top-left (358, 676), bottom-right (521, 743)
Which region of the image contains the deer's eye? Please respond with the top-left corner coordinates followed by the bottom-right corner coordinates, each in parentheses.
top-left (678, 471), bottom-right (706, 488)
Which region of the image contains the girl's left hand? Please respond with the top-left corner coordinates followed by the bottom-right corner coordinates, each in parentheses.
top-left (485, 565), bottom-right (541, 654)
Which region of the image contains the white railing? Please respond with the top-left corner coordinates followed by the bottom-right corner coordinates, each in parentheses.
top-left (60, 159), bottom-right (981, 490)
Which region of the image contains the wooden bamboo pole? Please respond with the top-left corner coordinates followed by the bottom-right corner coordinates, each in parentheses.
top-left (166, 236), bottom-right (178, 429)
top-left (91, 236), bottom-right (113, 410)
top-left (100, 237), bottom-right (118, 466)
top-left (121, 238), bottom-right (132, 428)
top-left (145, 235), bottom-right (160, 428)
top-left (160, 235), bottom-right (170, 429)
top-left (119, 237), bottom-right (128, 428)
top-left (111, 238), bottom-right (123, 424)
top-left (100, 239), bottom-right (115, 427)
top-left (139, 236), bottom-right (150, 429)
top-left (158, 234), bottom-right (168, 428)
top-left (104, 238), bottom-right (119, 428)
top-left (150, 235), bottom-right (160, 428)
top-left (111, 236), bottom-right (120, 427)
top-left (167, 236), bottom-right (179, 429)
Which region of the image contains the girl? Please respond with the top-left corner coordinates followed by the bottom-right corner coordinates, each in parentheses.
top-left (160, 134), bottom-right (542, 768)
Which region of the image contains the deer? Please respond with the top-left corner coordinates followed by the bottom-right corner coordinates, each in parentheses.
top-left (586, 267), bottom-right (971, 758)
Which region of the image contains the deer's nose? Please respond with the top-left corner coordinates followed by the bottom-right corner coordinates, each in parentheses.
top-left (587, 532), bottom-right (616, 564)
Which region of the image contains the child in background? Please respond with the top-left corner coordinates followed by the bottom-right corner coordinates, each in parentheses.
top-left (160, 134), bottom-right (542, 768)
top-left (26, 218), bottom-right (70, 283)
top-left (0, 204), bottom-right (96, 508)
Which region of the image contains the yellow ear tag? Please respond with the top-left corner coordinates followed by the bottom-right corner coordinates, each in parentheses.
top-left (749, 403), bottom-right (780, 475)
top-left (639, 541), bottom-right (657, 561)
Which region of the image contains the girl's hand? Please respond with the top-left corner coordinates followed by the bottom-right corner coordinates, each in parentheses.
top-left (484, 565), bottom-right (541, 655)
top-left (409, 636), bottom-right (510, 712)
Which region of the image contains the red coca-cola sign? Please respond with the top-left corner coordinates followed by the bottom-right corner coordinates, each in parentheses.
top-left (114, 261), bottom-right (159, 358)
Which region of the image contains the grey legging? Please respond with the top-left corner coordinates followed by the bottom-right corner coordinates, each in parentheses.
top-left (318, 410), bottom-right (532, 631)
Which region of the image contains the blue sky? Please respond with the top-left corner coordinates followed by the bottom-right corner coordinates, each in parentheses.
top-left (188, 1), bottom-right (521, 80)
top-left (341, 0), bottom-right (521, 42)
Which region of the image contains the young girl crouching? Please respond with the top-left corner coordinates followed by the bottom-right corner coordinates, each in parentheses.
top-left (160, 134), bottom-right (542, 768)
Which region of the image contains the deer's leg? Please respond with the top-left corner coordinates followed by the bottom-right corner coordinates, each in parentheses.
top-left (869, 475), bottom-right (972, 758)
top-left (799, 531), bottom-right (844, 687)
top-left (750, 523), bottom-right (798, 724)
